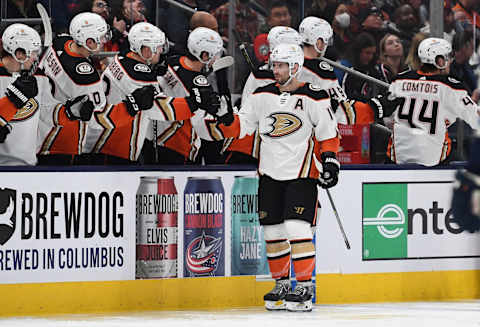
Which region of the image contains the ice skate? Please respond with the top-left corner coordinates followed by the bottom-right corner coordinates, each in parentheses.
top-left (285, 282), bottom-right (314, 312)
top-left (264, 279), bottom-right (291, 311)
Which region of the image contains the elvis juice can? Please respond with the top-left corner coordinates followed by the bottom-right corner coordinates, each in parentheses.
top-left (136, 177), bottom-right (178, 278)
top-left (184, 177), bottom-right (225, 277)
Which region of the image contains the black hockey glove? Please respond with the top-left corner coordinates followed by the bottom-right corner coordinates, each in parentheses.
top-left (153, 59), bottom-right (168, 77)
top-left (65, 95), bottom-right (95, 121)
top-left (367, 93), bottom-right (398, 120)
top-left (124, 85), bottom-right (155, 117)
top-left (318, 152), bottom-right (340, 189)
top-left (186, 86), bottom-right (220, 115)
top-left (451, 170), bottom-right (480, 233)
top-left (5, 74), bottom-right (38, 109)
top-left (217, 94), bottom-right (234, 126)
top-left (0, 124), bottom-right (12, 143)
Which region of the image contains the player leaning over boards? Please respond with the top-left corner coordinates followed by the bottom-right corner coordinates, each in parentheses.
top-left (217, 44), bottom-right (340, 312)
top-left (367, 37), bottom-right (480, 165)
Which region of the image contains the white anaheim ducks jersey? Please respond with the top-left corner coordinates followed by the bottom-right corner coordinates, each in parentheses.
top-left (85, 53), bottom-right (159, 155)
top-left (38, 36), bottom-right (107, 155)
top-left (238, 82), bottom-right (338, 180)
top-left (387, 70), bottom-right (480, 166)
top-left (0, 66), bottom-right (63, 165)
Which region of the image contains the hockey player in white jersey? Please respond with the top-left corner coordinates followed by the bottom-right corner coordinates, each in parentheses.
top-left (0, 24), bottom-right (97, 165)
top-left (223, 26), bottom-right (302, 164)
top-left (156, 27), bottom-right (225, 164)
top-left (367, 37), bottom-right (480, 166)
top-left (87, 22), bottom-right (217, 163)
top-left (38, 12), bottom-right (110, 165)
top-left (217, 44), bottom-right (340, 312)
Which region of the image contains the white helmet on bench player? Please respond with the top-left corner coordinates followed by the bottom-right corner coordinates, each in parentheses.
top-left (418, 37), bottom-right (452, 70)
top-left (187, 27), bottom-right (223, 67)
top-left (2, 23), bottom-right (41, 64)
top-left (299, 16), bottom-right (333, 56)
top-left (270, 43), bottom-right (304, 85)
top-left (267, 26), bottom-right (302, 50)
top-left (129, 22), bottom-right (168, 64)
top-left (69, 12), bottom-right (110, 52)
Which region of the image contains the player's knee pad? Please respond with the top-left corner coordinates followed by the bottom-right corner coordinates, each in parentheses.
top-left (284, 219), bottom-right (313, 241)
top-left (264, 223), bottom-right (289, 255)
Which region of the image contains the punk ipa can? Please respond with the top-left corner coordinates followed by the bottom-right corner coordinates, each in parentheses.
top-left (136, 177), bottom-right (178, 278)
top-left (184, 177), bottom-right (225, 277)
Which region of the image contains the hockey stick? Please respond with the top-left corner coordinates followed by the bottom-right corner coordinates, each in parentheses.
top-left (320, 56), bottom-right (390, 89)
top-left (212, 55), bottom-right (234, 72)
top-left (239, 44), bottom-right (256, 72)
top-left (325, 188), bottom-right (350, 250)
top-left (37, 3), bottom-right (52, 48)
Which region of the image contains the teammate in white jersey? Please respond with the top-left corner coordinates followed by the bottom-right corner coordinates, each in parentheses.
top-left (0, 24), bottom-right (95, 165)
top-left (367, 37), bottom-right (480, 166)
top-left (217, 44), bottom-right (340, 312)
top-left (38, 12), bottom-right (110, 165)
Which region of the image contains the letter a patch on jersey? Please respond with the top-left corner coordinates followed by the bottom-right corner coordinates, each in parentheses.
top-left (294, 99), bottom-right (304, 111)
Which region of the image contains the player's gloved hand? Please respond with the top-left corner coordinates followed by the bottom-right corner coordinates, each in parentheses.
top-left (318, 152), bottom-right (340, 189)
top-left (153, 59), bottom-right (168, 77)
top-left (217, 94), bottom-right (234, 126)
top-left (0, 124), bottom-right (12, 143)
top-left (451, 170), bottom-right (480, 233)
top-left (5, 74), bottom-right (38, 109)
top-left (65, 95), bottom-right (95, 121)
top-left (186, 86), bottom-right (220, 115)
top-left (367, 93), bottom-right (398, 120)
top-left (124, 85), bottom-right (155, 116)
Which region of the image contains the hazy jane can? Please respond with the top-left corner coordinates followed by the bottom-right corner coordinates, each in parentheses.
top-left (231, 176), bottom-right (269, 275)
top-left (184, 177), bottom-right (225, 277)
top-left (136, 177), bottom-right (178, 278)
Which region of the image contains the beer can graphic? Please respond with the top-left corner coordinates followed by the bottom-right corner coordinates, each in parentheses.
top-left (231, 176), bottom-right (269, 276)
top-left (136, 177), bottom-right (178, 278)
top-left (184, 177), bottom-right (225, 277)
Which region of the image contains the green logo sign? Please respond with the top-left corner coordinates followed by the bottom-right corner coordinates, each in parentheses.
top-left (362, 183), bottom-right (408, 260)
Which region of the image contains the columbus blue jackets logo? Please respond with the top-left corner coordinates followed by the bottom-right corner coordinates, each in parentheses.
top-left (0, 188), bottom-right (16, 245)
top-left (185, 231), bottom-right (222, 276)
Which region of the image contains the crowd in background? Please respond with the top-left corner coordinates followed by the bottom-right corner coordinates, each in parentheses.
top-left (2, 0), bottom-right (480, 164)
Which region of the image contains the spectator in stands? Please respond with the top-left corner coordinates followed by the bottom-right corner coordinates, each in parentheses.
top-left (420, 0), bottom-right (456, 44)
top-left (341, 32), bottom-right (380, 102)
top-left (346, 0), bottom-right (389, 41)
top-left (6, 0), bottom-right (39, 19)
top-left (259, 1), bottom-right (292, 33)
top-left (110, 0), bottom-right (148, 53)
top-left (404, 32), bottom-right (427, 71)
top-left (451, 28), bottom-right (480, 103)
top-left (453, 0), bottom-right (480, 32)
top-left (376, 33), bottom-right (407, 84)
top-left (212, 0), bottom-right (260, 45)
top-left (331, 3), bottom-right (353, 61)
top-left (306, 0), bottom-right (339, 24)
top-left (384, 4), bottom-right (420, 53)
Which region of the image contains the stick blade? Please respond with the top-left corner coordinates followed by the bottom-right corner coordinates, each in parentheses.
top-left (37, 3), bottom-right (52, 47)
top-left (212, 56), bottom-right (234, 72)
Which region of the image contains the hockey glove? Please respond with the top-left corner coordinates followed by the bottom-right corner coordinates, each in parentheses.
top-left (217, 94), bottom-right (234, 126)
top-left (153, 59), bottom-right (168, 77)
top-left (5, 74), bottom-right (38, 109)
top-left (124, 85), bottom-right (155, 116)
top-left (318, 152), bottom-right (340, 189)
top-left (0, 124), bottom-right (12, 143)
top-left (451, 170), bottom-right (480, 233)
top-left (65, 95), bottom-right (95, 121)
top-left (186, 86), bottom-right (220, 115)
top-left (367, 93), bottom-right (399, 120)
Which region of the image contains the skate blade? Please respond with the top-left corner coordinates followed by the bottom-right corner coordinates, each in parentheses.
top-left (286, 300), bottom-right (312, 312)
top-left (265, 300), bottom-right (286, 311)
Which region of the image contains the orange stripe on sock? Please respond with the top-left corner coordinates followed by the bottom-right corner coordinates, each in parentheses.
top-left (292, 256), bottom-right (315, 282)
top-left (267, 254), bottom-right (290, 279)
